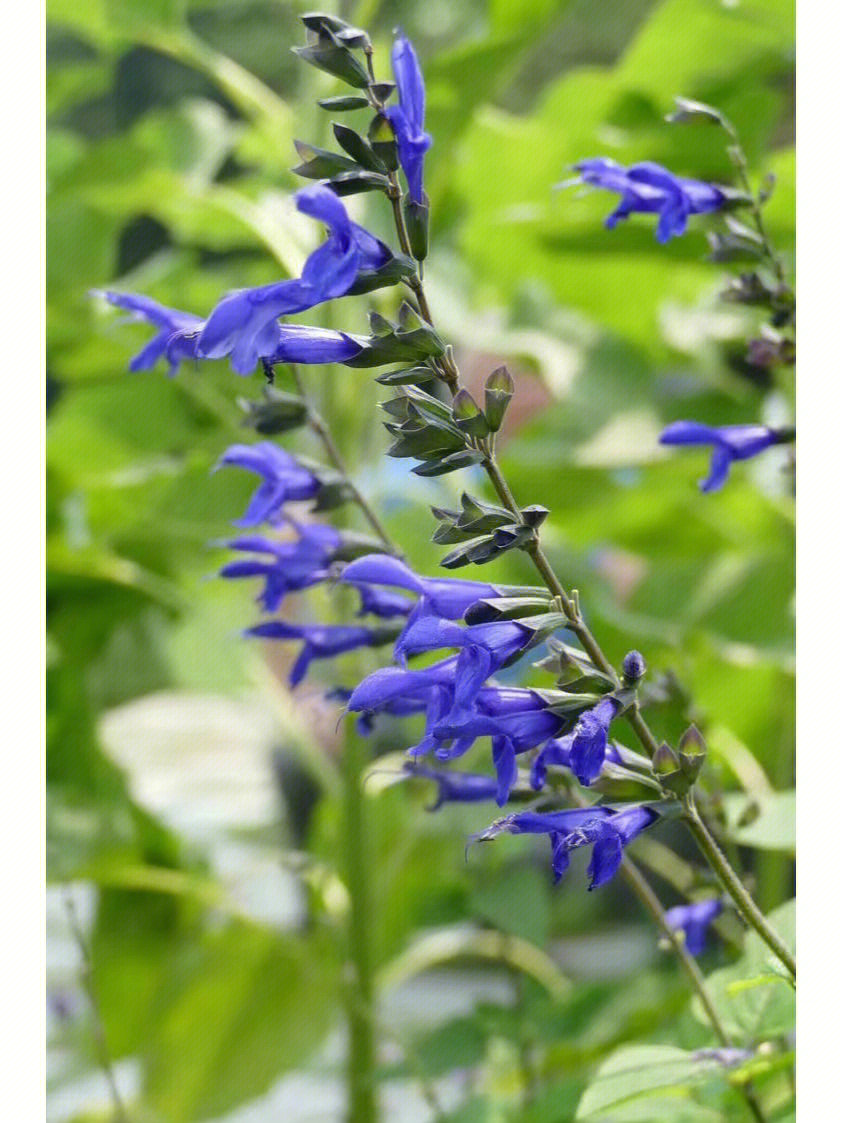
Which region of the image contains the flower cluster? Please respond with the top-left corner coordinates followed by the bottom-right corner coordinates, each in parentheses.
top-left (96, 13), bottom-right (788, 923)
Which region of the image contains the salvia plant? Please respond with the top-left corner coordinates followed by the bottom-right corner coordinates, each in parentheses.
top-left (94, 15), bottom-right (795, 1123)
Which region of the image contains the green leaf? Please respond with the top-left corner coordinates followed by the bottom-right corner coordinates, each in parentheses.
top-left (140, 922), bottom-right (340, 1120)
top-left (694, 899), bottom-right (795, 1040)
top-left (576, 1044), bottom-right (737, 1121)
top-left (721, 790), bottom-right (795, 852)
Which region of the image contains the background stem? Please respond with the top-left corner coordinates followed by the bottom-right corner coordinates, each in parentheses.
top-left (683, 798), bottom-right (795, 978)
top-left (341, 728), bottom-right (378, 1123)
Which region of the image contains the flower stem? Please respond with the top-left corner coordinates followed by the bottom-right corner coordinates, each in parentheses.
top-left (341, 729), bottom-right (378, 1123)
top-left (63, 892), bottom-right (130, 1123)
top-left (288, 364), bottom-right (399, 554)
top-left (683, 796), bottom-right (795, 980)
top-left (618, 858), bottom-right (768, 1123)
top-left (375, 111), bottom-right (783, 1113)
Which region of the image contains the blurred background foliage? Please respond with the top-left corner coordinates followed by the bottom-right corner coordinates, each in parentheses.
top-left (47, 1), bottom-right (794, 1120)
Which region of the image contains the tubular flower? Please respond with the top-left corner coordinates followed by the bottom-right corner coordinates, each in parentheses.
top-left (245, 621), bottom-right (395, 687)
top-left (569, 696), bottom-right (623, 786)
top-left (218, 523), bottom-right (341, 611)
top-left (403, 765), bottom-right (499, 810)
top-left (566, 158), bottom-right (727, 243)
top-left (664, 899), bottom-right (724, 955)
top-left (530, 735), bottom-right (622, 791)
top-left (215, 443), bottom-right (320, 527)
top-left (341, 554), bottom-right (498, 621)
top-left (198, 185), bottom-right (391, 374)
top-left (659, 421), bottom-right (791, 492)
top-left (95, 291), bottom-right (204, 377)
top-left (474, 804), bottom-right (659, 888)
top-left (385, 32), bottom-right (432, 204)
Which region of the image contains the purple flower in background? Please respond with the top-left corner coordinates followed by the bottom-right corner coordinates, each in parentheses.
top-left (219, 523), bottom-right (341, 610)
top-left (566, 158), bottom-right (727, 242)
top-left (404, 765), bottom-right (499, 810)
top-left (530, 735), bottom-right (622, 790)
top-left (475, 804), bottom-right (659, 888)
top-left (569, 696), bottom-right (623, 786)
top-left (665, 899), bottom-right (723, 955)
top-left (95, 291), bottom-right (204, 377)
top-left (198, 185), bottom-right (391, 373)
top-left (659, 421), bottom-right (789, 492)
top-left (385, 32), bottom-right (432, 204)
top-left (215, 443), bottom-right (320, 527)
top-left (246, 621), bottom-right (390, 686)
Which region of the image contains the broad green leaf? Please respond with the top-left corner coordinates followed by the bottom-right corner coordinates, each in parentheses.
top-left (576, 1044), bottom-right (735, 1121)
top-left (722, 791), bottom-right (795, 852)
top-left (693, 900), bottom-right (795, 1039)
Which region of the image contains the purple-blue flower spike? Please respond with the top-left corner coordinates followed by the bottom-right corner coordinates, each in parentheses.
top-left (197, 185), bottom-right (390, 374)
top-left (664, 899), bottom-right (724, 955)
top-left (659, 421), bottom-right (789, 492)
top-left (565, 158), bottom-right (727, 243)
top-left (215, 443), bottom-right (321, 527)
top-left (385, 32), bottom-right (432, 204)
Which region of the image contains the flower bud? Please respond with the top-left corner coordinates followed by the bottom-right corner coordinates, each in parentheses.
top-left (622, 650), bottom-right (646, 683)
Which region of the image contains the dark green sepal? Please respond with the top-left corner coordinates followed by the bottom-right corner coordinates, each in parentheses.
top-left (375, 366), bottom-right (438, 386)
top-left (484, 365), bottom-right (514, 432)
top-left (464, 595), bottom-right (554, 625)
top-left (368, 113), bottom-right (398, 170)
top-left (411, 450), bottom-right (484, 478)
top-left (555, 672), bottom-right (615, 696)
top-left (238, 388), bottom-right (307, 435)
top-left (370, 81), bottom-right (395, 102)
top-left (310, 472), bottom-right (354, 511)
top-left (330, 531), bottom-right (392, 562)
top-left (665, 96), bottom-right (726, 126)
top-left (318, 95), bottom-right (370, 111)
top-left (328, 170), bottom-right (391, 196)
top-left (292, 41), bottom-right (370, 89)
top-left (403, 194), bottom-right (430, 261)
top-left (387, 427), bottom-right (464, 459)
top-left (292, 140), bottom-right (359, 179)
top-left (345, 254), bottom-right (415, 296)
top-left (452, 389), bottom-right (489, 438)
top-left (332, 122), bottom-right (387, 173)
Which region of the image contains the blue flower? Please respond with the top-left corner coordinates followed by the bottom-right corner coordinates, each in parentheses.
top-left (215, 443), bottom-right (321, 527)
top-left (341, 554), bottom-right (498, 621)
top-left (385, 32), bottom-right (432, 204)
top-left (659, 421), bottom-right (787, 492)
top-left (98, 291), bottom-right (362, 377)
top-left (475, 804), bottom-right (659, 888)
top-left (569, 696), bottom-right (623, 786)
top-left (219, 523), bottom-right (341, 610)
top-left (198, 185), bottom-right (391, 374)
top-left (530, 735), bottom-right (622, 791)
top-left (346, 656), bottom-right (458, 716)
top-left (95, 291), bottom-right (204, 377)
top-left (664, 899), bottom-right (723, 955)
top-left (245, 621), bottom-right (392, 686)
top-left (403, 765), bottom-right (499, 810)
top-left (354, 584), bottom-right (415, 619)
top-left (566, 158), bottom-right (727, 243)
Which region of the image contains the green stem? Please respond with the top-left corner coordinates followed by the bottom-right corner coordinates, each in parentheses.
top-left (63, 892), bottom-right (130, 1123)
top-left (683, 797), bottom-right (795, 980)
top-left (720, 119), bottom-right (787, 290)
top-left (376, 160), bottom-right (783, 1108)
top-left (342, 729), bottom-right (378, 1123)
top-left (288, 364), bottom-right (399, 554)
top-left (618, 859), bottom-right (768, 1123)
